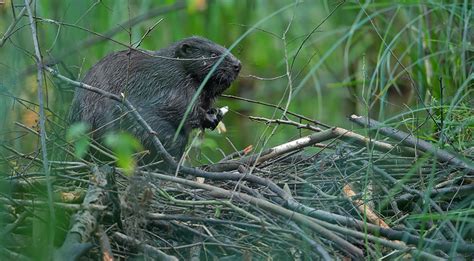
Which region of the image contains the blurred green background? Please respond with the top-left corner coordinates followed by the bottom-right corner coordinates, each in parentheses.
top-left (0, 0), bottom-right (472, 164)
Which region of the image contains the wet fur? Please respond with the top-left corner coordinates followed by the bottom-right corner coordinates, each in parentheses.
top-left (69, 36), bottom-right (240, 159)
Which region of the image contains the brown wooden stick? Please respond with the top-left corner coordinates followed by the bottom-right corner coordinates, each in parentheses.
top-left (98, 226), bottom-right (114, 261)
top-left (54, 166), bottom-right (110, 261)
top-left (342, 184), bottom-right (390, 228)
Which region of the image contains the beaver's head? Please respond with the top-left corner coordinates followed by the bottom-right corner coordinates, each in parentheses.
top-left (174, 36), bottom-right (241, 97)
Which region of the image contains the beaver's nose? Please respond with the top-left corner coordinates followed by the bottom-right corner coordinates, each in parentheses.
top-left (233, 61), bottom-right (241, 73)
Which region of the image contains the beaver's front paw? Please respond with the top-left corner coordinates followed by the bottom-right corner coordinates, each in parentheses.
top-left (201, 108), bottom-right (220, 130)
top-left (202, 107), bottom-right (228, 130)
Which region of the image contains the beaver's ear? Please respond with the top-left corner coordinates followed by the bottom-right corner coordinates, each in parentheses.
top-left (176, 43), bottom-right (192, 57)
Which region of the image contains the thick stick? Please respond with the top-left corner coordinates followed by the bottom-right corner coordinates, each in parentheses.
top-left (349, 115), bottom-right (474, 174)
top-left (54, 166), bottom-right (110, 261)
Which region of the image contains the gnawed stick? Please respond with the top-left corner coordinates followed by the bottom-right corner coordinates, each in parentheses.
top-left (349, 115), bottom-right (474, 174)
top-left (207, 128), bottom-right (338, 172)
top-left (249, 115), bottom-right (414, 156)
top-left (342, 184), bottom-right (412, 253)
top-left (208, 125), bottom-right (410, 172)
top-left (342, 184), bottom-right (390, 229)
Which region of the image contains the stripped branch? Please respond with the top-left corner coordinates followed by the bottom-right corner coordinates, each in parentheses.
top-left (349, 115), bottom-right (474, 174)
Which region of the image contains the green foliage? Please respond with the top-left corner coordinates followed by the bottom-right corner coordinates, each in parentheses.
top-left (0, 1), bottom-right (471, 163)
top-left (0, 0), bottom-right (473, 259)
top-left (65, 122), bottom-right (90, 159)
top-left (104, 132), bottom-right (142, 176)
top-left (0, 0), bottom-right (470, 171)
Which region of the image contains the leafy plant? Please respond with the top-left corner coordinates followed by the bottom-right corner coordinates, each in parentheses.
top-left (104, 132), bottom-right (142, 176)
top-left (66, 122), bottom-right (91, 159)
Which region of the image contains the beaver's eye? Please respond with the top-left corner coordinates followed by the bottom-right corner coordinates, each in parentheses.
top-left (210, 53), bottom-right (218, 58)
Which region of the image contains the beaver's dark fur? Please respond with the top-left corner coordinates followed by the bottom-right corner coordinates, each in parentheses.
top-left (69, 36), bottom-right (241, 160)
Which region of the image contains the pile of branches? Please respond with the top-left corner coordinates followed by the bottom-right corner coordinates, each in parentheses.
top-left (2, 1), bottom-right (472, 260)
top-left (1, 69), bottom-right (473, 260)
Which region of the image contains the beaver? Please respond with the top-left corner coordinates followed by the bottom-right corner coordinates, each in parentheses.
top-left (69, 36), bottom-right (241, 161)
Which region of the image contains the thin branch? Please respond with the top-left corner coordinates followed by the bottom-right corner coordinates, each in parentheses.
top-left (289, 0), bottom-right (345, 71)
top-left (24, 0), bottom-right (55, 249)
top-left (133, 18), bottom-right (164, 48)
top-left (222, 94), bottom-right (330, 128)
top-left (98, 226), bottom-right (114, 261)
top-left (0, 0), bottom-right (32, 47)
